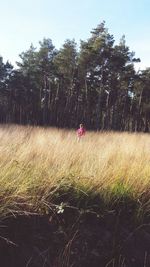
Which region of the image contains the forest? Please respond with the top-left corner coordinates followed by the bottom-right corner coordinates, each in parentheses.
top-left (0, 21), bottom-right (150, 132)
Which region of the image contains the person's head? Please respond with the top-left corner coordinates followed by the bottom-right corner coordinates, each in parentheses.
top-left (79, 123), bottom-right (83, 128)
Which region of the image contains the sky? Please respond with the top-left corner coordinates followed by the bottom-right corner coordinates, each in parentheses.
top-left (0, 0), bottom-right (150, 70)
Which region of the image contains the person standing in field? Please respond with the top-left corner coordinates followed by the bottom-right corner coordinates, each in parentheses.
top-left (77, 123), bottom-right (86, 141)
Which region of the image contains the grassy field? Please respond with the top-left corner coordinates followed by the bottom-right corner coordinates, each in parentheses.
top-left (0, 124), bottom-right (149, 217)
top-left (0, 125), bottom-right (150, 266)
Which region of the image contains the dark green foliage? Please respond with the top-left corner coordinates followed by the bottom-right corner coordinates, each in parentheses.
top-left (0, 21), bottom-right (149, 131)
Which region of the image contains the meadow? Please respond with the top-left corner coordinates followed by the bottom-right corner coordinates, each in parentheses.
top-left (0, 125), bottom-right (150, 266)
top-left (0, 125), bottom-right (149, 214)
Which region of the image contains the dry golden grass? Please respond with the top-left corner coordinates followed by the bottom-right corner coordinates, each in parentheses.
top-left (0, 124), bottom-right (149, 216)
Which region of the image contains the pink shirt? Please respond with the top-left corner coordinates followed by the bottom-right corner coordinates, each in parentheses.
top-left (77, 127), bottom-right (86, 137)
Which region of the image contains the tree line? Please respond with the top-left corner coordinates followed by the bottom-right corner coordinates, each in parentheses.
top-left (0, 22), bottom-right (150, 132)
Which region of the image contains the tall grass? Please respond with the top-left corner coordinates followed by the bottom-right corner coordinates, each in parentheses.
top-left (0, 124), bottom-right (149, 217)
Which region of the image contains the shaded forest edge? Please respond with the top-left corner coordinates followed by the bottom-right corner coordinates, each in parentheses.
top-left (0, 21), bottom-right (150, 132)
top-left (0, 187), bottom-right (150, 267)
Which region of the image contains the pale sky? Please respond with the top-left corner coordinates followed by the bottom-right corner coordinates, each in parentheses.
top-left (0, 0), bottom-right (150, 70)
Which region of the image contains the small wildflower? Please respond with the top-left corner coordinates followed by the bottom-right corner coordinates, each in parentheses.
top-left (56, 202), bottom-right (66, 214)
